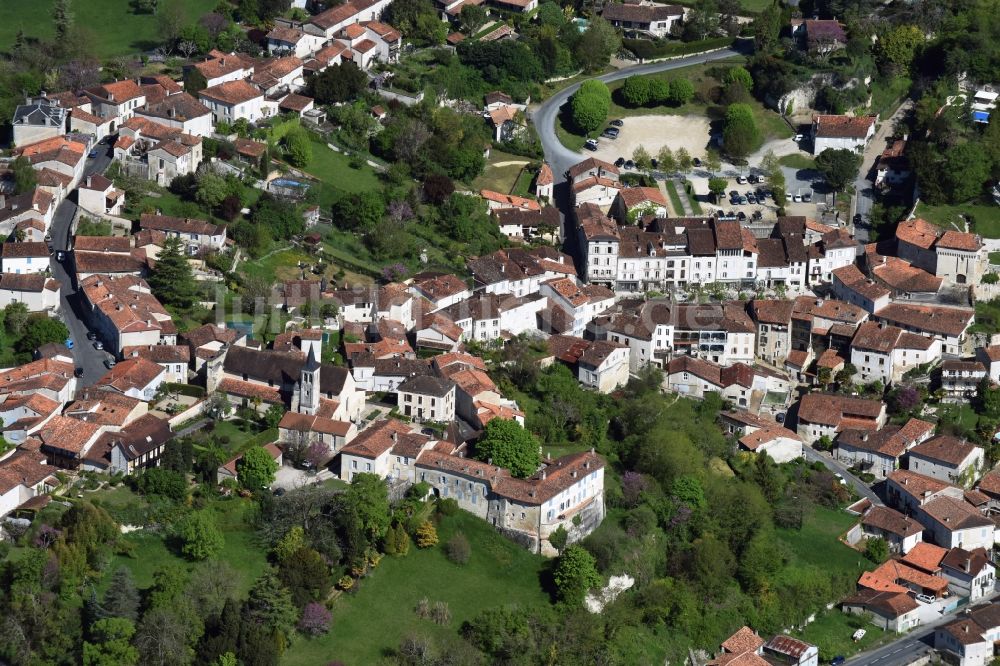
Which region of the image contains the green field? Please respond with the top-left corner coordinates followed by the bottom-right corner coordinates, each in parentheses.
top-left (776, 505), bottom-right (867, 575)
top-left (472, 150), bottom-right (532, 196)
top-left (664, 180), bottom-right (685, 215)
top-left (282, 511), bottom-right (551, 665)
top-left (112, 498), bottom-right (269, 595)
top-left (301, 136), bottom-right (382, 208)
top-left (0, 0), bottom-right (218, 59)
top-left (916, 200), bottom-right (1000, 238)
top-left (793, 608), bottom-right (894, 661)
top-left (779, 154), bottom-right (817, 170)
top-left (670, 0), bottom-right (772, 12)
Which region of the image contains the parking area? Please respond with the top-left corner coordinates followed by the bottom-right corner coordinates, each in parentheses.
top-left (590, 114), bottom-right (711, 165)
top-left (272, 463), bottom-right (336, 491)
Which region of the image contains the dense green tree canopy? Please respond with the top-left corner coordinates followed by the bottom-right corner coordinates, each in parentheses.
top-left (475, 418), bottom-right (542, 479)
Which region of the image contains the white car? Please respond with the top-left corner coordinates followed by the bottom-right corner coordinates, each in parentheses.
top-left (794, 134), bottom-right (804, 141)
top-left (916, 593), bottom-right (935, 604)
top-left (792, 194), bottom-right (802, 203)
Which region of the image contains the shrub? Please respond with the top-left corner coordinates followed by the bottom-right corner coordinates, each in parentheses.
top-left (445, 532), bottom-right (471, 565)
top-left (436, 497), bottom-right (460, 516)
top-left (298, 602), bottom-right (332, 636)
top-left (415, 521), bottom-right (438, 549)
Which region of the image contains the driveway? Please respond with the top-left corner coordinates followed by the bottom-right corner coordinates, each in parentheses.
top-left (272, 464), bottom-right (336, 490)
top-left (48, 141), bottom-right (116, 386)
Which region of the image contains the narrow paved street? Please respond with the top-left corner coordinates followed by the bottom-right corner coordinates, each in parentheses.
top-left (48, 143), bottom-right (115, 387)
top-left (851, 101), bottom-right (913, 236)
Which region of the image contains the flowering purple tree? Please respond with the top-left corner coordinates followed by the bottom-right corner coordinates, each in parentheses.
top-left (34, 525), bottom-right (62, 549)
top-left (621, 471), bottom-right (649, 508)
top-left (381, 263), bottom-right (408, 282)
top-left (298, 602), bottom-right (332, 636)
top-left (305, 441), bottom-right (328, 469)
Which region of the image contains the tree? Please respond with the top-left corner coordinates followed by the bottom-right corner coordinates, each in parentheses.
top-left (101, 566), bottom-right (140, 622)
top-left (864, 537), bottom-right (889, 563)
top-left (445, 532), bottom-right (471, 564)
top-left (708, 177), bottom-right (728, 202)
top-left (815, 148), bottom-right (862, 193)
top-left (297, 602), bottom-right (331, 636)
top-left (553, 545), bottom-right (602, 604)
top-left (16, 316), bottom-right (70, 355)
top-left (876, 24), bottom-right (923, 72)
top-left (621, 76), bottom-right (652, 107)
top-left (415, 520), bottom-right (438, 548)
top-left (575, 18), bottom-right (620, 72)
top-left (752, 1), bottom-right (782, 53)
top-left (83, 618), bottom-right (138, 666)
top-left (263, 403), bottom-right (285, 430)
top-left (423, 174), bottom-right (454, 204)
top-left (137, 467), bottom-right (188, 501)
top-left (633, 146), bottom-right (652, 171)
top-left (3, 302), bottom-right (30, 337)
top-left (548, 525), bottom-right (569, 553)
top-left (184, 67), bottom-right (207, 94)
top-left (148, 236), bottom-right (197, 309)
top-left (759, 149), bottom-right (780, 179)
top-left (704, 150), bottom-right (722, 175)
top-left (676, 148), bottom-right (692, 172)
top-left (667, 78), bottom-right (695, 105)
top-left (12, 157), bottom-right (37, 193)
top-left (278, 546), bottom-right (331, 606)
top-left (283, 127), bottom-right (312, 168)
top-left (657, 146), bottom-right (677, 173)
top-left (460, 4), bottom-right (487, 33)
top-left (175, 511), bottom-right (224, 560)
top-left (52, 0), bottom-right (73, 43)
top-left (722, 103), bottom-right (759, 159)
top-left (243, 570), bottom-right (298, 644)
top-left (273, 526), bottom-right (306, 563)
top-left (724, 66), bottom-right (753, 91)
top-left (237, 445), bottom-right (278, 491)
top-left (475, 418), bottom-right (541, 478)
top-left (570, 80), bottom-right (611, 133)
top-left (344, 472), bottom-right (390, 539)
top-left (157, 0), bottom-right (188, 48)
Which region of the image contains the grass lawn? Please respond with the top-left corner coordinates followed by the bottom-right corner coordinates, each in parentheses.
top-left (300, 136), bottom-right (381, 208)
top-left (240, 247), bottom-right (315, 283)
top-left (779, 154), bottom-right (816, 170)
top-left (0, 0), bottom-right (217, 59)
top-left (472, 149), bottom-right (531, 195)
top-left (939, 403), bottom-right (980, 431)
top-left (990, 252), bottom-right (1000, 265)
top-left (776, 505), bottom-right (867, 575)
top-left (282, 511), bottom-right (551, 665)
top-left (112, 498), bottom-right (268, 595)
top-left (208, 420), bottom-right (278, 457)
top-left (792, 608), bottom-right (894, 661)
top-left (683, 180), bottom-right (703, 214)
top-left (670, 0), bottom-right (772, 12)
top-left (915, 200), bottom-right (1000, 238)
top-left (870, 76), bottom-right (911, 118)
top-left (664, 180), bottom-right (686, 215)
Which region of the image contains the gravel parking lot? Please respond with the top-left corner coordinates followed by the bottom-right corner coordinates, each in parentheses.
top-left (592, 115), bottom-right (711, 164)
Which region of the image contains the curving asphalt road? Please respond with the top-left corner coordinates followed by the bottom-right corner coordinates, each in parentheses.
top-left (530, 46), bottom-right (747, 181)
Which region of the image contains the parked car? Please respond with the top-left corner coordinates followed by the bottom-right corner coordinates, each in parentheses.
top-left (602, 127), bottom-right (619, 139)
top-left (624, 160), bottom-right (635, 169)
top-left (55, 251), bottom-right (65, 262)
top-left (834, 473), bottom-right (847, 485)
top-left (792, 194), bottom-right (802, 203)
top-left (104, 359), bottom-right (115, 369)
top-left (74, 367), bottom-right (84, 378)
top-left (916, 594), bottom-right (935, 604)
top-left (737, 211), bottom-right (747, 221)
top-left (86, 331), bottom-right (97, 340)
top-left (794, 134), bottom-right (804, 142)
top-left (610, 119), bottom-right (624, 127)
top-left (584, 139), bottom-right (599, 151)
top-left (830, 657), bottom-right (845, 666)
top-left (273, 487), bottom-right (286, 497)
top-left (747, 174), bottom-right (759, 184)
top-left (93, 341), bottom-right (104, 351)
top-left (802, 192), bottom-right (812, 202)
top-left (88, 148), bottom-right (99, 158)
top-left (65, 338), bottom-right (74, 349)
top-left (729, 190), bottom-right (739, 198)
top-left (692, 157), bottom-right (702, 167)
top-left (853, 213), bottom-right (864, 224)
top-left (614, 157), bottom-right (625, 167)
top-left (746, 193), bottom-right (757, 204)
top-left (736, 176), bottom-right (746, 184)
top-left (775, 412), bottom-right (785, 423)
top-left (738, 195), bottom-right (748, 205)
top-left (650, 158), bottom-right (658, 169)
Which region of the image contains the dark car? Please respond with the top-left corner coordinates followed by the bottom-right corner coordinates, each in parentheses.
top-left (103, 358), bottom-right (115, 369)
top-left (624, 160), bottom-right (635, 169)
top-left (729, 190), bottom-right (739, 198)
top-left (650, 158), bottom-right (658, 169)
top-left (737, 211), bottom-right (747, 221)
top-left (747, 174), bottom-right (759, 184)
top-left (853, 213), bottom-right (864, 224)
top-left (601, 127), bottom-right (619, 139)
top-left (88, 149), bottom-right (99, 158)
top-left (776, 412), bottom-right (786, 424)
top-left (614, 157), bottom-right (625, 167)
top-left (829, 657), bottom-right (844, 666)
top-left (610, 119), bottom-right (624, 127)
top-left (74, 367), bottom-right (84, 378)
top-left (738, 195), bottom-right (748, 205)
top-left (273, 487), bottom-right (286, 497)
top-left (692, 157), bottom-right (702, 167)
top-left (584, 139), bottom-right (599, 151)
top-left (86, 331), bottom-right (97, 341)
top-left (746, 193), bottom-right (757, 204)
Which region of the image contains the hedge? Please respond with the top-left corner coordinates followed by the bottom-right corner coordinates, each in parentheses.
top-left (164, 383), bottom-right (206, 398)
top-left (623, 36), bottom-right (736, 62)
